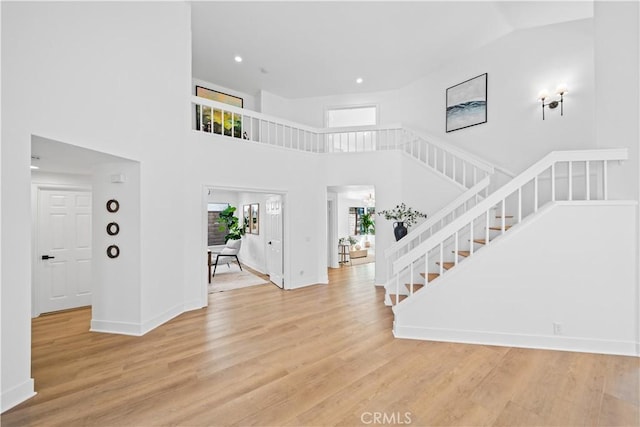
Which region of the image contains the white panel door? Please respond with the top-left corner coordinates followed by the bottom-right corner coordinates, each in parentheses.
top-left (265, 195), bottom-right (284, 288)
top-left (37, 189), bottom-right (92, 313)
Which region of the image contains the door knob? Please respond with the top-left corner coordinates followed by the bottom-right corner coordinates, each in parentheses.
top-left (41, 255), bottom-right (55, 260)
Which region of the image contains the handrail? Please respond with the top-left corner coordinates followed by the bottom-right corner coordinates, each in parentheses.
top-left (191, 96), bottom-right (500, 179)
top-left (403, 127), bottom-right (495, 174)
top-left (319, 123), bottom-right (403, 134)
top-left (494, 164), bottom-right (517, 179)
top-left (384, 176), bottom-right (491, 259)
top-left (392, 148), bottom-right (628, 274)
top-left (192, 96), bottom-right (319, 133)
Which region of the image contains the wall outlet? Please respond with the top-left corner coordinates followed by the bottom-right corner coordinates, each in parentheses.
top-left (553, 322), bottom-right (562, 335)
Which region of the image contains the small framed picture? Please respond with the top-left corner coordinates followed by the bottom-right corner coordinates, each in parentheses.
top-left (243, 205), bottom-right (251, 234)
top-left (250, 203), bottom-right (259, 235)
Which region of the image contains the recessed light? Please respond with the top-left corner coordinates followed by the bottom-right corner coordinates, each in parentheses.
top-left (30, 165), bottom-right (39, 170)
top-left (234, 55), bottom-right (243, 63)
top-left (356, 77), bottom-right (363, 84)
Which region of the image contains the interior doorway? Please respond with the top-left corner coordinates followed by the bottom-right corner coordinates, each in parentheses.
top-left (30, 135), bottom-right (136, 317)
top-left (326, 185), bottom-right (376, 269)
top-left (205, 187), bottom-right (286, 293)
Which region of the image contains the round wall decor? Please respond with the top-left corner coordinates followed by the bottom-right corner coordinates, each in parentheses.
top-left (106, 245), bottom-right (120, 258)
top-left (106, 222), bottom-right (120, 236)
top-left (106, 199), bottom-right (120, 213)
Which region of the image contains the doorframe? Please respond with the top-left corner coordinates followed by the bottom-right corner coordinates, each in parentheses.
top-left (327, 192), bottom-right (339, 268)
top-left (31, 183), bottom-right (92, 317)
top-left (200, 184), bottom-right (289, 306)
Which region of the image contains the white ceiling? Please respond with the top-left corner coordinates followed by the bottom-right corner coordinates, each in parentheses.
top-left (31, 135), bottom-right (132, 175)
top-left (191, 1), bottom-right (593, 99)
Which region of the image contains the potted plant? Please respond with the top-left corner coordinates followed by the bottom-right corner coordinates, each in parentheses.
top-left (218, 205), bottom-right (246, 242)
top-left (378, 203), bottom-right (427, 241)
top-left (360, 212), bottom-right (375, 247)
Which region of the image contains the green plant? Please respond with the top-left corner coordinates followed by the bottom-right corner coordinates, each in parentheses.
top-left (360, 212), bottom-right (375, 235)
top-left (218, 205), bottom-right (246, 242)
top-left (377, 203), bottom-right (427, 227)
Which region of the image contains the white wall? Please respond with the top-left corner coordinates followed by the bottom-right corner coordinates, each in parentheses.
top-left (399, 18), bottom-right (597, 174)
top-left (207, 189), bottom-right (238, 209)
top-left (193, 77), bottom-right (257, 111)
top-left (260, 88), bottom-right (402, 128)
top-left (237, 192), bottom-right (270, 273)
top-left (2, 1), bottom-right (192, 410)
top-left (90, 161), bottom-right (142, 335)
top-left (182, 133), bottom-right (327, 294)
top-left (594, 1), bottom-right (639, 201)
top-left (395, 202), bottom-right (639, 356)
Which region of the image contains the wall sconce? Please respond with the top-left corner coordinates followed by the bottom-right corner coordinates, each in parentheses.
top-left (538, 84), bottom-right (568, 120)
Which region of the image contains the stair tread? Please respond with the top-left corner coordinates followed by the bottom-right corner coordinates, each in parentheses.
top-left (496, 215), bottom-right (514, 218)
top-left (436, 261), bottom-right (455, 270)
top-left (405, 283), bottom-right (425, 291)
top-left (420, 272), bottom-right (440, 282)
top-left (489, 225), bottom-right (512, 231)
top-left (454, 250), bottom-right (471, 257)
top-left (389, 294), bottom-right (408, 305)
top-left (472, 239), bottom-right (488, 245)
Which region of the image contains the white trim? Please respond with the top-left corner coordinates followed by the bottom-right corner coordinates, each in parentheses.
top-left (90, 319), bottom-right (144, 336)
top-left (183, 298), bottom-right (206, 313)
top-left (239, 259), bottom-right (267, 275)
top-left (1, 379), bottom-right (36, 413)
top-left (393, 325), bottom-right (640, 357)
top-left (140, 303), bottom-right (185, 335)
top-left (555, 200), bottom-right (638, 206)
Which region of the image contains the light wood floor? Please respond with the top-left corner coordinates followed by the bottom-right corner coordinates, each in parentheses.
top-left (2, 264), bottom-right (639, 426)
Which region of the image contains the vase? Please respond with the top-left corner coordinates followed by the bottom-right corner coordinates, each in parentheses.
top-left (393, 222), bottom-right (408, 241)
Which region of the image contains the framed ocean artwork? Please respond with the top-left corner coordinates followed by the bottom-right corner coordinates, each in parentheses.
top-left (446, 73), bottom-right (487, 133)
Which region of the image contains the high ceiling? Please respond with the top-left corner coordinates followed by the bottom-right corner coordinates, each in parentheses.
top-left (191, 1), bottom-right (593, 99)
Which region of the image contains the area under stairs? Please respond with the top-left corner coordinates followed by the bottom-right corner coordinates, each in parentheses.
top-left (386, 213), bottom-right (514, 308)
top-left (383, 148), bottom-right (629, 312)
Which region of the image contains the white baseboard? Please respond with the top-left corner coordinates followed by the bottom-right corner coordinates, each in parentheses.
top-left (1, 378), bottom-right (36, 413)
top-left (394, 325), bottom-right (640, 357)
top-left (183, 298), bottom-right (206, 312)
top-left (91, 304), bottom-right (188, 336)
top-left (140, 303), bottom-right (184, 335)
top-left (91, 319), bottom-right (144, 336)
top-left (239, 259), bottom-right (266, 275)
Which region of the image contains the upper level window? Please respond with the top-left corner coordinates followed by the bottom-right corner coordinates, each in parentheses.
top-left (326, 106), bottom-right (377, 128)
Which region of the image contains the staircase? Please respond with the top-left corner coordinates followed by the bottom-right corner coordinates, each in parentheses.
top-left (384, 149), bottom-right (629, 310)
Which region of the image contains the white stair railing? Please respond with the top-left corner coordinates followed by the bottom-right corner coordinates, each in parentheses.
top-left (192, 97), bottom-right (499, 189)
top-left (387, 149), bottom-right (628, 308)
top-left (320, 124), bottom-right (406, 152)
top-left (383, 176), bottom-right (491, 289)
top-left (400, 128), bottom-right (495, 189)
top-left (193, 96), bottom-right (324, 152)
